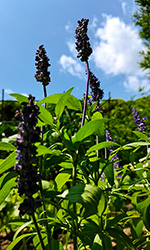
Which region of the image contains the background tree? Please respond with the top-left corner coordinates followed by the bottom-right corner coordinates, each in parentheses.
top-left (133, 0), bottom-right (150, 77)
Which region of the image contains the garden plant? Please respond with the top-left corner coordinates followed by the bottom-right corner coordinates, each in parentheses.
top-left (1, 18), bottom-right (150, 250)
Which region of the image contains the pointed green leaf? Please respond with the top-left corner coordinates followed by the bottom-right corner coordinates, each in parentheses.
top-left (0, 142), bottom-right (16, 151)
top-left (123, 142), bottom-right (150, 148)
top-left (55, 172), bottom-right (71, 191)
top-left (107, 228), bottom-right (134, 249)
top-left (73, 119), bottom-right (107, 143)
top-left (55, 87), bottom-right (74, 118)
top-left (36, 145), bottom-right (61, 156)
top-left (9, 93), bottom-right (28, 103)
top-left (104, 162), bottom-right (114, 186)
top-left (66, 95), bottom-right (82, 111)
top-left (38, 93), bottom-right (63, 105)
top-left (0, 177), bottom-right (17, 206)
top-left (0, 151), bottom-right (17, 175)
top-left (87, 141), bottom-right (120, 155)
top-left (6, 233), bottom-right (35, 250)
top-left (66, 184), bottom-right (102, 217)
top-left (38, 104), bottom-right (53, 125)
top-left (133, 131), bottom-right (149, 141)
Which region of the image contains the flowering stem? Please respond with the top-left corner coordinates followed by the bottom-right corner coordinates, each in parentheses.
top-left (32, 213), bottom-right (45, 250)
top-left (81, 61), bottom-right (90, 127)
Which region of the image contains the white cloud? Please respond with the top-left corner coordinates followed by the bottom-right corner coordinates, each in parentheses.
top-left (89, 17), bottom-right (98, 30)
top-left (122, 2), bottom-right (127, 15)
top-left (92, 15), bottom-right (148, 92)
top-left (93, 15), bottom-right (143, 76)
top-left (66, 40), bottom-right (76, 57)
top-left (5, 88), bottom-right (13, 95)
top-left (59, 55), bottom-right (85, 79)
top-left (65, 21), bottom-right (73, 33)
top-left (123, 76), bottom-right (150, 92)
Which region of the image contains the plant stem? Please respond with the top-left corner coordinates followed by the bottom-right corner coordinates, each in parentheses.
top-left (32, 213), bottom-right (45, 250)
top-left (81, 61), bottom-right (90, 127)
top-left (72, 152), bottom-right (79, 250)
top-left (39, 84), bottom-right (53, 250)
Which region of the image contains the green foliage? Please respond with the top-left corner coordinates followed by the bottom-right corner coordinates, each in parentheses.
top-left (133, 0), bottom-right (150, 77)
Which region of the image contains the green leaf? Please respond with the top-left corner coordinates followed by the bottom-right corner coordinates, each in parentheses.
top-left (0, 142), bottom-right (16, 151)
top-left (9, 93), bottom-right (28, 103)
top-left (73, 119), bottom-right (107, 143)
top-left (107, 228), bottom-right (134, 249)
top-left (0, 177), bottom-right (17, 206)
top-left (6, 233), bottom-right (35, 250)
top-left (133, 131), bottom-right (149, 141)
top-left (104, 162), bottom-right (114, 186)
top-left (55, 87), bottom-right (74, 118)
top-left (55, 172), bottom-right (71, 191)
top-left (91, 234), bottom-right (103, 250)
top-left (66, 184), bottom-right (102, 217)
top-left (66, 95), bottom-right (82, 111)
top-left (97, 192), bottom-right (106, 217)
top-left (13, 221), bottom-right (34, 240)
top-left (87, 141), bottom-right (120, 155)
top-left (92, 111), bottom-right (103, 120)
top-left (38, 93), bottom-right (63, 105)
top-left (123, 142), bottom-right (150, 148)
top-left (0, 151), bottom-right (17, 175)
top-left (36, 145), bottom-right (61, 156)
top-left (37, 104), bottom-right (53, 125)
top-left (0, 171), bottom-right (17, 189)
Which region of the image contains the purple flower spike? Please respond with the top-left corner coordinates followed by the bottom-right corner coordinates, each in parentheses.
top-left (132, 107), bottom-right (147, 132)
top-left (35, 44), bottom-right (51, 86)
top-left (15, 94), bottom-right (41, 216)
top-left (75, 18), bottom-right (92, 62)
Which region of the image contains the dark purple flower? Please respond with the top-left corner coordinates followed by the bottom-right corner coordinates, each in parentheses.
top-left (15, 94), bottom-right (41, 215)
top-left (89, 71), bottom-right (104, 110)
top-left (132, 107), bottom-right (146, 132)
top-left (35, 45), bottom-right (51, 86)
top-left (75, 18), bottom-right (92, 62)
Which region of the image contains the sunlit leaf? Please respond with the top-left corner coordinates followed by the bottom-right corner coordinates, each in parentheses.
top-left (9, 93), bottom-right (28, 103)
top-left (73, 119), bottom-right (107, 144)
top-left (55, 87), bottom-right (74, 118)
top-left (55, 172), bottom-right (71, 191)
top-left (0, 177), bottom-right (17, 206)
top-left (0, 142), bottom-right (16, 151)
top-left (37, 104), bottom-right (53, 125)
top-left (0, 151), bottom-right (17, 175)
top-left (87, 141), bottom-right (120, 155)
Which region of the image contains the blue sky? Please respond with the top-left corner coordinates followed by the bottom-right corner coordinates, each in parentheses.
top-left (0, 0), bottom-right (149, 101)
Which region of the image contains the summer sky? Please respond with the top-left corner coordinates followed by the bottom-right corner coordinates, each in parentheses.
top-left (0, 0), bottom-right (149, 101)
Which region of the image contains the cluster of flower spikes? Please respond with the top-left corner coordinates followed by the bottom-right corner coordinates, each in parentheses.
top-left (15, 94), bottom-right (41, 216)
top-left (105, 130), bottom-right (119, 169)
top-left (75, 18), bottom-right (92, 62)
top-left (35, 44), bottom-right (51, 86)
top-left (132, 107), bottom-right (147, 132)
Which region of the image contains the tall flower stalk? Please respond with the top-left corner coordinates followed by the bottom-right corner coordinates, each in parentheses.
top-left (75, 18), bottom-right (92, 127)
top-left (15, 95), bottom-right (45, 250)
top-left (35, 45), bottom-right (53, 250)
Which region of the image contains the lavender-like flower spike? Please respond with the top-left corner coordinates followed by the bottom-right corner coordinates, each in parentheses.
top-left (89, 71), bottom-right (104, 108)
top-left (15, 94), bottom-right (41, 216)
top-left (35, 44), bottom-right (51, 86)
top-left (132, 107), bottom-right (146, 132)
top-left (75, 18), bottom-right (92, 62)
